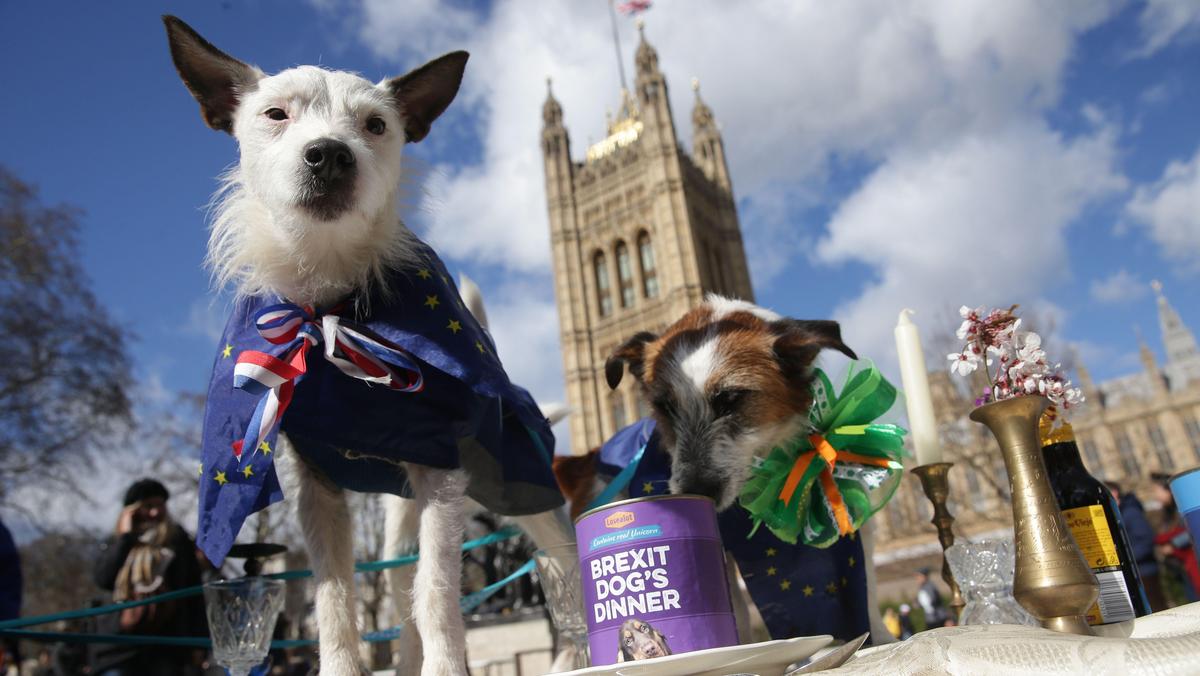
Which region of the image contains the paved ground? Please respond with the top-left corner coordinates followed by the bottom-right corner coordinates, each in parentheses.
top-left (373, 616), bottom-right (556, 676)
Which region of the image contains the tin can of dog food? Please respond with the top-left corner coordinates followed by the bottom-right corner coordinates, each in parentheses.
top-left (575, 494), bottom-right (738, 665)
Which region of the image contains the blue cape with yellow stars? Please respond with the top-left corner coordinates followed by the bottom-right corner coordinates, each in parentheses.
top-left (597, 418), bottom-right (870, 643)
top-left (197, 240), bottom-right (561, 566)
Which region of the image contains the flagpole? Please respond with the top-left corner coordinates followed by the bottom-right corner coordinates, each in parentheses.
top-left (608, 0), bottom-right (629, 93)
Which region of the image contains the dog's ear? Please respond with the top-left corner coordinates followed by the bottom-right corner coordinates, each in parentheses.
top-left (605, 331), bottom-right (658, 390)
top-left (772, 319), bottom-right (857, 383)
top-left (163, 16), bottom-right (261, 134)
top-left (387, 51), bottom-right (469, 143)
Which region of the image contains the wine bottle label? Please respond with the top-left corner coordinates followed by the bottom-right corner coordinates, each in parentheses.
top-left (1062, 505), bottom-right (1135, 624)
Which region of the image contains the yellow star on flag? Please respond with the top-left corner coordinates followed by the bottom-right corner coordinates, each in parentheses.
top-left (214, 471), bottom-right (228, 486)
top-left (416, 269), bottom-right (432, 280)
top-left (424, 295), bottom-right (440, 309)
top-left (848, 556), bottom-right (856, 567)
top-left (243, 465), bottom-right (254, 478)
top-left (766, 547), bottom-right (777, 557)
top-left (447, 319), bottom-right (462, 334)
top-left (825, 581), bottom-right (838, 594)
top-left (766, 566), bottom-right (777, 577)
top-left (642, 482), bottom-right (654, 494)
top-left (222, 343), bottom-right (233, 358)
top-left (475, 340), bottom-right (486, 353)
top-left (803, 585), bottom-right (814, 597)
top-left (259, 441), bottom-right (272, 455)
top-left (841, 576), bottom-right (849, 588)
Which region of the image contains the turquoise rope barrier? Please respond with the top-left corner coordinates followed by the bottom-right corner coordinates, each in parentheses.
top-left (0, 526), bottom-right (523, 632)
top-left (0, 557), bottom-right (540, 649)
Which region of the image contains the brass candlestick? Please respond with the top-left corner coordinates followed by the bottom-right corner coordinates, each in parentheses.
top-left (911, 462), bottom-right (965, 622)
top-left (970, 396), bottom-right (1098, 636)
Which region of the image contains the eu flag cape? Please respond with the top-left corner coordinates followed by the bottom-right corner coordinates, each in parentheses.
top-left (597, 418), bottom-right (870, 643)
top-left (197, 241), bottom-right (561, 565)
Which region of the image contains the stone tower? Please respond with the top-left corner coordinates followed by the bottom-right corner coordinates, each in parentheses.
top-left (1154, 280), bottom-right (1200, 391)
top-left (542, 24), bottom-right (754, 454)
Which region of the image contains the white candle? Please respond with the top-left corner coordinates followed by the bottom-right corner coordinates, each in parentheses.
top-left (894, 309), bottom-right (942, 466)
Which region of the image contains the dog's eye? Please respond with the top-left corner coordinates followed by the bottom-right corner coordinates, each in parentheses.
top-left (264, 108), bottom-right (288, 121)
top-left (711, 389), bottom-right (747, 418)
top-left (366, 116), bottom-right (386, 135)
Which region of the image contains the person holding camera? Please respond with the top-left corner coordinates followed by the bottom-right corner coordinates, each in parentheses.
top-left (91, 479), bottom-right (209, 675)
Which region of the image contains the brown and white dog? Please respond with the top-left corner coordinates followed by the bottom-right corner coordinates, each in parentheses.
top-left (557, 295), bottom-right (893, 643)
top-left (617, 618), bottom-right (672, 661)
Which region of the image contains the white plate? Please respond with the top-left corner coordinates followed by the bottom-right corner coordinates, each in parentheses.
top-left (557, 635), bottom-right (833, 676)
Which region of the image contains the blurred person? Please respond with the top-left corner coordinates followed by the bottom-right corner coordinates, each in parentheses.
top-left (31, 649), bottom-right (54, 676)
top-left (897, 603), bottom-right (915, 639)
top-left (91, 479), bottom-right (208, 675)
top-left (1107, 480), bottom-right (1167, 611)
top-left (1150, 473), bottom-right (1200, 605)
top-left (915, 567), bottom-right (948, 629)
top-left (0, 518), bottom-right (21, 672)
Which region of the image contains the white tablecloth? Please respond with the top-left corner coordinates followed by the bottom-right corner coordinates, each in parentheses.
top-left (825, 602), bottom-right (1200, 675)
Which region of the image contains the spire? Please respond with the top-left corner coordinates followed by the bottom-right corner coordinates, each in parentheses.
top-left (1152, 279), bottom-right (1200, 390)
top-left (635, 19), bottom-right (659, 76)
top-left (691, 77), bottom-right (715, 130)
top-left (542, 77), bottom-right (563, 127)
top-left (1137, 327), bottom-right (1169, 396)
top-left (1072, 346), bottom-right (1103, 410)
top-left (1153, 280), bottom-right (1200, 365)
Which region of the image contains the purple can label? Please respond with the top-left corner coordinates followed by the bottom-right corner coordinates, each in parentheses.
top-left (575, 495), bottom-right (737, 665)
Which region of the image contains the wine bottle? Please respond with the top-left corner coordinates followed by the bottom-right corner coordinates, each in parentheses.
top-left (1039, 412), bottom-right (1153, 624)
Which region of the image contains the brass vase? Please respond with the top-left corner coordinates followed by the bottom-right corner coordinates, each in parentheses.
top-left (969, 395), bottom-right (1098, 635)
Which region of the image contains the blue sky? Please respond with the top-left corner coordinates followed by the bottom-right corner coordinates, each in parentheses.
top-left (2, 1), bottom-right (1199, 466)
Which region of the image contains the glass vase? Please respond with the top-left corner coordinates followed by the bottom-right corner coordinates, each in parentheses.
top-left (535, 543), bottom-right (590, 671)
top-left (203, 577), bottom-right (285, 676)
top-left (945, 537), bottom-right (1035, 626)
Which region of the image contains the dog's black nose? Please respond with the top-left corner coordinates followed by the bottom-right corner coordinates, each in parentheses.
top-left (303, 139), bottom-right (356, 181)
top-left (677, 474), bottom-right (724, 503)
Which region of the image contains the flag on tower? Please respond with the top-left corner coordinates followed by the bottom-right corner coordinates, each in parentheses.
top-left (617, 0), bottom-right (652, 16)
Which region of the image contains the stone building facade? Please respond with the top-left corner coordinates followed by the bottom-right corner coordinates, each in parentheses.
top-left (873, 284), bottom-right (1200, 586)
top-left (541, 26), bottom-right (753, 454)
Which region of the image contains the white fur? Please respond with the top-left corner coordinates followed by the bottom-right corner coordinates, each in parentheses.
top-left (170, 29), bottom-right (579, 672)
top-left (705, 293), bottom-right (781, 322)
top-left (209, 66), bottom-right (423, 306)
top-left (678, 336), bottom-right (718, 392)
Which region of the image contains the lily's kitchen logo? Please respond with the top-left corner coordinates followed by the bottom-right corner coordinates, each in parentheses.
top-left (605, 511), bottom-right (636, 529)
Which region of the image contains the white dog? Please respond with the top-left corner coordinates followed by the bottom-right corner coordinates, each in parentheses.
top-left (163, 17), bottom-right (574, 676)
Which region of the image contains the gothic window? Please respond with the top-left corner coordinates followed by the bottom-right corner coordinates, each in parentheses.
top-left (610, 390), bottom-right (627, 432)
top-left (1148, 421), bottom-right (1173, 471)
top-left (1115, 427), bottom-right (1139, 478)
top-left (634, 391), bottom-right (651, 420)
top-left (616, 240), bottom-right (635, 309)
top-left (594, 251), bottom-right (613, 318)
top-left (1077, 434), bottom-right (1104, 478)
top-left (638, 231), bottom-right (659, 299)
top-left (1183, 410), bottom-right (1200, 462)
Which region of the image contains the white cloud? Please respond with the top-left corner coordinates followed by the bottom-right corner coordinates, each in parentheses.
top-left (816, 121), bottom-right (1126, 377)
top-left (1090, 269), bottom-right (1150, 304)
top-left (184, 295), bottom-right (231, 344)
top-left (1132, 0), bottom-right (1200, 57)
top-left (310, 0), bottom-right (1134, 449)
top-left (1125, 144), bottom-right (1200, 273)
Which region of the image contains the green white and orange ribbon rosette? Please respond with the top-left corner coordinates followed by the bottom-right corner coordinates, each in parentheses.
top-left (739, 360), bottom-right (908, 547)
